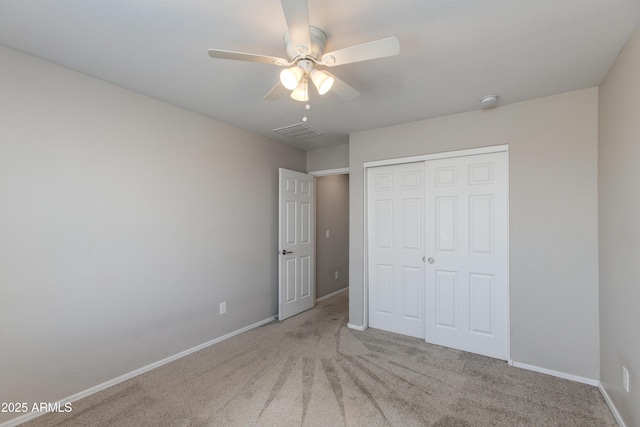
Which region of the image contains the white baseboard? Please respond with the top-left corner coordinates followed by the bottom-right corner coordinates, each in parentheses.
top-left (347, 323), bottom-right (366, 331)
top-left (598, 382), bottom-right (627, 427)
top-left (0, 316), bottom-right (276, 427)
top-left (509, 360), bottom-right (599, 386)
top-left (316, 287), bottom-right (348, 302)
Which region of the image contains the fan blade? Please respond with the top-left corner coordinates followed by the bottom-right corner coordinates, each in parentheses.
top-left (280, 0), bottom-right (311, 56)
top-left (320, 37), bottom-right (400, 67)
top-left (208, 49), bottom-right (289, 66)
top-left (323, 71), bottom-right (359, 101)
top-left (263, 82), bottom-right (290, 101)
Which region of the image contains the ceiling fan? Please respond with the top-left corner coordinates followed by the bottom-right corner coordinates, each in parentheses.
top-left (208, 0), bottom-right (400, 102)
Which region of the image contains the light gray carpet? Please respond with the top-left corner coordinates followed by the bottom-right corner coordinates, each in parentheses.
top-left (24, 291), bottom-right (615, 426)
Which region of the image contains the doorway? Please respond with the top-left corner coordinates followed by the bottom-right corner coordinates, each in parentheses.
top-left (314, 172), bottom-right (349, 301)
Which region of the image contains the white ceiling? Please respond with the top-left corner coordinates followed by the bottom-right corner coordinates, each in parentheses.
top-left (1, 1), bottom-right (639, 150)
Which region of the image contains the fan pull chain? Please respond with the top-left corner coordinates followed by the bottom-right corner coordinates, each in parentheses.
top-left (302, 103), bottom-right (310, 122)
top-left (302, 76), bottom-right (310, 122)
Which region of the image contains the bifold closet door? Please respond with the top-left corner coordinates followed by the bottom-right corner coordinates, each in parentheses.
top-left (424, 151), bottom-right (508, 360)
top-left (366, 150), bottom-right (509, 360)
top-left (367, 162), bottom-right (425, 339)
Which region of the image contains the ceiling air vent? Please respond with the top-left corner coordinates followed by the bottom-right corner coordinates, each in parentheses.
top-left (273, 123), bottom-right (323, 140)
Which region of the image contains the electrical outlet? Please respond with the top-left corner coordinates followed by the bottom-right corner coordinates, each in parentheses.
top-left (623, 366), bottom-right (629, 392)
top-left (220, 302), bottom-right (226, 315)
top-left (325, 230), bottom-right (330, 238)
top-left (335, 271), bottom-right (339, 279)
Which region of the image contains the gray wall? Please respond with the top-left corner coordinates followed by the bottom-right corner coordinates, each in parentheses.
top-left (598, 26), bottom-right (640, 426)
top-left (0, 45), bottom-right (305, 424)
top-left (349, 88), bottom-right (600, 380)
top-left (307, 144), bottom-right (349, 172)
top-left (315, 175), bottom-right (349, 298)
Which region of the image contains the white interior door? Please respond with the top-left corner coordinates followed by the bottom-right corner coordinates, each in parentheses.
top-left (367, 162), bottom-right (425, 339)
top-left (424, 151), bottom-right (508, 360)
top-left (278, 168), bottom-right (315, 321)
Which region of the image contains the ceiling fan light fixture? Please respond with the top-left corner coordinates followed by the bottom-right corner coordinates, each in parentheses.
top-left (280, 66), bottom-right (303, 90)
top-left (290, 78), bottom-right (309, 102)
top-left (310, 69), bottom-right (334, 95)
top-left (207, 2), bottom-right (401, 103)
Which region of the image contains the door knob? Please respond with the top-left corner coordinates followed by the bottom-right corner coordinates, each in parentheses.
top-left (427, 257), bottom-right (435, 264)
top-left (281, 249), bottom-right (293, 255)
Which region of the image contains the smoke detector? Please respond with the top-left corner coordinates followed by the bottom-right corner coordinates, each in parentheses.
top-left (480, 95), bottom-right (499, 109)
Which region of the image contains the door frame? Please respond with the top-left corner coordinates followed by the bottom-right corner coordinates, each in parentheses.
top-left (362, 144), bottom-right (510, 358)
top-left (309, 167), bottom-right (350, 177)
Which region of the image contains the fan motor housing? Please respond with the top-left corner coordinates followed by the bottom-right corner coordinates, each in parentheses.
top-left (284, 26), bottom-right (327, 61)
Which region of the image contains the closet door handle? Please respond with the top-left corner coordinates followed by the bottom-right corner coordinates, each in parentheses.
top-left (281, 249), bottom-right (293, 255)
